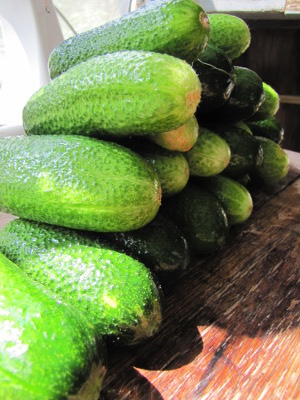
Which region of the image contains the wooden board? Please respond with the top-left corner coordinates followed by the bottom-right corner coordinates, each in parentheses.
top-left (100, 151), bottom-right (300, 399)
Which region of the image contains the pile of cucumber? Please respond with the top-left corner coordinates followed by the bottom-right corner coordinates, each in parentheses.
top-left (0, 0), bottom-right (290, 398)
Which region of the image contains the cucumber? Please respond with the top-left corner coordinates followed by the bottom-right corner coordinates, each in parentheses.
top-left (0, 135), bottom-right (161, 232)
top-left (193, 44), bottom-right (236, 114)
top-left (101, 211), bottom-right (190, 283)
top-left (252, 137), bottom-right (290, 185)
top-left (127, 141), bottom-right (190, 197)
top-left (213, 124), bottom-right (264, 178)
top-left (185, 126), bottom-right (231, 177)
top-left (24, 51), bottom-right (201, 138)
top-left (250, 82), bottom-right (280, 121)
top-left (48, 0), bottom-right (210, 79)
top-left (0, 252), bottom-right (106, 400)
top-left (164, 184), bottom-right (229, 254)
top-left (0, 218), bottom-right (163, 345)
top-left (148, 115), bottom-right (199, 152)
top-left (208, 13), bottom-right (251, 60)
top-left (201, 175), bottom-right (253, 225)
top-left (246, 117), bottom-right (284, 144)
top-left (212, 66), bottom-right (265, 122)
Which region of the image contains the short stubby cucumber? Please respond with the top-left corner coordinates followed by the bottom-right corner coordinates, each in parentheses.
top-left (185, 126), bottom-right (231, 177)
top-left (0, 135), bottom-right (161, 232)
top-left (201, 175), bottom-right (253, 225)
top-left (246, 117), bottom-right (284, 144)
top-left (0, 252), bottom-right (106, 400)
top-left (164, 184), bottom-right (229, 254)
top-left (102, 211), bottom-right (190, 283)
top-left (252, 136), bottom-right (290, 185)
top-left (194, 44), bottom-right (236, 114)
top-left (0, 219), bottom-right (163, 345)
top-left (148, 115), bottom-right (199, 152)
top-left (250, 82), bottom-right (280, 121)
top-left (24, 51), bottom-right (201, 138)
top-left (137, 143), bottom-right (190, 197)
top-left (208, 13), bottom-right (251, 60)
top-left (48, 0), bottom-right (210, 78)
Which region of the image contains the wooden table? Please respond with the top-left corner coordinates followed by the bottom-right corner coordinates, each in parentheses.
top-left (0, 151), bottom-right (299, 400)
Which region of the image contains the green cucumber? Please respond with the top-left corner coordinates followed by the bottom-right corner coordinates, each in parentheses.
top-left (208, 13), bottom-right (251, 60)
top-left (213, 124), bottom-right (264, 178)
top-left (102, 211), bottom-right (190, 282)
top-left (201, 175), bottom-right (253, 225)
top-left (148, 115), bottom-right (199, 152)
top-left (0, 252), bottom-right (106, 400)
top-left (0, 218), bottom-right (163, 345)
top-left (24, 51), bottom-right (201, 138)
top-left (193, 44), bottom-right (236, 114)
top-left (185, 126), bottom-right (231, 177)
top-left (164, 184), bottom-right (229, 254)
top-left (0, 135), bottom-right (161, 232)
top-left (212, 66), bottom-right (265, 122)
top-left (246, 117), bottom-right (284, 144)
top-left (252, 137), bottom-right (290, 185)
top-left (250, 82), bottom-right (280, 121)
top-left (133, 142), bottom-right (190, 197)
top-left (48, 0), bottom-right (210, 79)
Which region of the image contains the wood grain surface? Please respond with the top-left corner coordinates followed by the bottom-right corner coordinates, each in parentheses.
top-left (0, 151), bottom-right (299, 400)
top-left (100, 151), bottom-right (300, 400)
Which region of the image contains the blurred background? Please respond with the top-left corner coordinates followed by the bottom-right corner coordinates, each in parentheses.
top-left (0, 0), bottom-right (299, 150)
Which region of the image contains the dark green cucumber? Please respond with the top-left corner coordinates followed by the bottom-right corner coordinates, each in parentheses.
top-left (210, 66), bottom-right (265, 122)
top-left (24, 51), bottom-right (201, 138)
top-left (148, 115), bottom-right (199, 152)
top-left (250, 82), bottom-right (280, 121)
top-left (185, 126), bottom-right (231, 177)
top-left (213, 124), bottom-right (264, 178)
top-left (246, 117), bottom-right (284, 144)
top-left (201, 175), bottom-right (253, 225)
top-left (0, 219), bottom-right (163, 345)
top-left (0, 135), bottom-right (161, 232)
top-left (252, 137), bottom-right (290, 185)
top-left (194, 44), bottom-right (236, 114)
top-left (48, 0), bottom-right (210, 79)
top-left (208, 13), bottom-right (251, 60)
top-left (164, 184), bottom-right (229, 254)
top-left (101, 211), bottom-right (190, 282)
top-left (0, 252), bottom-right (106, 400)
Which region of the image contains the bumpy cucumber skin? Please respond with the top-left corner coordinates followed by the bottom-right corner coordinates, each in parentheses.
top-left (246, 117), bottom-right (284, 144)
top-left (202, 175), bottom-right (253, 225)
top-left (102, 211), bottom-right (190, 282)
top-left (208, 13), bottom-right (251, 60)
top-left (185, 126), bottom-right (231, 177)
top-left (48, 0), bottom-right (210, 78)
top-left (0, 219), bottom-right (163, 345)
top-left (0, 135), bottom-right (161, 232)
top-left (250, 82), bottom-right (280, 121)
top-left (142, 146), bottom-right (190, 197)
top-left (211, 66), bottom-right (265, 123)
top-left (253, 136), bottom-right (290, 185)
top-left (0, 252), bottom-right (106, 400)
top-left (25, 51), bottom-right (201, 138)
top-left (148, 115), bottom-right (199, 152)
top-left (164, 184), bottom-right (229, 254)
top-left (194, 45), bottom-right (236, 113)
top-left (214, 125), bottom-right (264, 178)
